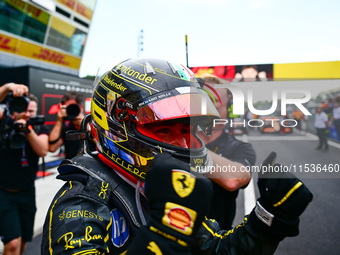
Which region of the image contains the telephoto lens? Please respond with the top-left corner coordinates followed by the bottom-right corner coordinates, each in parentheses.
top-left (66, 104), bottom-right (81, 120)
top-left (8, 93), bottom-right (29, 113)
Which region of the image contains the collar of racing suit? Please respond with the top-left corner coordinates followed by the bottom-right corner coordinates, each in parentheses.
top-left (57, 155), bottom-right (149, 233)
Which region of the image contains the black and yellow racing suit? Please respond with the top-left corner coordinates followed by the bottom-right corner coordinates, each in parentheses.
top-left (41, 155), bottom-right (281, 255)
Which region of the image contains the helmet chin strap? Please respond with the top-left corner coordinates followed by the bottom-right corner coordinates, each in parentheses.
top-left (110, 162), bottom-right (147, 226)
top-left (136, 180), bottom-right (147, 226)
top-left (98, 152), bottom-right (148, 226)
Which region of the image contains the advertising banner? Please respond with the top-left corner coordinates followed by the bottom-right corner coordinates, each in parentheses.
top-left (0, 33), bottom-right (81, 70)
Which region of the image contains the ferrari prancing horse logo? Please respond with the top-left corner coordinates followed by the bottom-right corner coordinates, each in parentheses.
top-left (172, 170), bottom-right (196, 198)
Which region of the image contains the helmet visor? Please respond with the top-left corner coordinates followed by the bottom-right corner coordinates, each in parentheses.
top-left (134, 90), bottom-right (220, 131)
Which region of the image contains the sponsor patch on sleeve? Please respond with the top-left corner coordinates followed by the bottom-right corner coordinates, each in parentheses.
top-left (110, 208), bottom-right (130, 247)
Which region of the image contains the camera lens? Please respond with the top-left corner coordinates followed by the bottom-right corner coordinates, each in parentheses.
top-left (9, 96), bottom-right (29, 113)
top-left (66, 104), bottom-right (81, 120)
top-left (10, 132), bottom-right (26, 149)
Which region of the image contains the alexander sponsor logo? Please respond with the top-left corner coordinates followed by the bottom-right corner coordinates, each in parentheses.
top-left (118, 65), bottom-right (158, 85)
top-left (103, 75), bottom-right (127, 92)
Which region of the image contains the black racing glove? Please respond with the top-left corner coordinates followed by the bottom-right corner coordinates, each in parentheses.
top-left (248, 152), bottom-right (313, 240)
top-left (127, 153), bottom-right (213, 255)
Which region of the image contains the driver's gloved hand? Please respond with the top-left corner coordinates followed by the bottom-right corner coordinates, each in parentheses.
top-left (127, 153), bottom-right (213, 255)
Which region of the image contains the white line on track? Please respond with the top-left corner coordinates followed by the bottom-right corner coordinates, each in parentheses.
top-left (241, 134), bottom-right (257, 214)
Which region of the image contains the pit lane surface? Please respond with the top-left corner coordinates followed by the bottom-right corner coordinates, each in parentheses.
top-left (234, 129), bottom-right (340, 255)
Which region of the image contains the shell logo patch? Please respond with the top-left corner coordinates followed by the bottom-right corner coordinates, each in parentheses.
top-left (172, 169), bottom-right (196, 198)
top-left (110, 208), bottom-right (129, 248)
top-left (162, 202), bottom-right (197, 236)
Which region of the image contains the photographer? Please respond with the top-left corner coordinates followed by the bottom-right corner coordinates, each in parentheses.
top-left (48, 91), bottom-right (85, 159)
top-left (0, 83), bottom-right (49, 255)
top-left (0, 83), bottom-right (29, 117)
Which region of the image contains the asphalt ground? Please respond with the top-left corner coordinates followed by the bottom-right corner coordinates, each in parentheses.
top-left (234, 129), bottom-right (340, 255)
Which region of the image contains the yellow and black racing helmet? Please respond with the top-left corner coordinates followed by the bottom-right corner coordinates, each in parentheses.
top-left (90, 58), bottom-right (219, 184)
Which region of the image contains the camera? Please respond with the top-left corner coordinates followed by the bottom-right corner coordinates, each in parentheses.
top-left (7, 92), bottom-right (30, 113)
top-left (0, 95), bottom-right (45, 149)
top-left (65, 104), bottom-right (81, 120)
